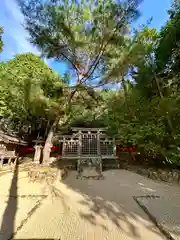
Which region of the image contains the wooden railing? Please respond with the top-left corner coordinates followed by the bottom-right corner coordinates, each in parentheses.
top-left (0, 148), bottom-right (17, 166)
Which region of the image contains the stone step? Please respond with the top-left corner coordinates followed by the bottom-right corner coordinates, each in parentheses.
top-left (118, 152), bottom-right (129, 161)
top-left (102, 159), bottom-right (117, 164)
top-left (102, 159), bottom-right (119, 169)
top-left (120, 152), bottom-right (129, 156)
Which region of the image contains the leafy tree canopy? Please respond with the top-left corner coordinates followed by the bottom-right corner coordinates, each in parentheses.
top-left (0, 53), bottom-right (66, 136)
top-left (18, 0), bottom-right (141, 87)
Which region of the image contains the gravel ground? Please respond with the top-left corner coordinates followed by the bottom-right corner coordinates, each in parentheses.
top-left (0, 167), bottom-right (47, 240)
top-left (64, 170), bottom-right (180, 239)
top-left (138, 197), bottom-right (180, 240)
top-left (1, 168), bottom-right (180, 240)
top-left (14, 180), bottom-right (165, 240)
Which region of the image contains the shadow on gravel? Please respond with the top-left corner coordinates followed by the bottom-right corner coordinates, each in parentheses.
top-left (63, 170), bottom-right (165, 240)
top-left (0, 163), bottom-right (19, 240)
top-left (78, 195), bottom-right (141, 238)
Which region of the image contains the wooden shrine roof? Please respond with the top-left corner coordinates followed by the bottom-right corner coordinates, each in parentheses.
top-left (0, 130), bottom-right (27, 145)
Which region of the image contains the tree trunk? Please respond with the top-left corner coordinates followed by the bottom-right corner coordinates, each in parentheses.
top-left (42, 119), bottom-right (58, 165)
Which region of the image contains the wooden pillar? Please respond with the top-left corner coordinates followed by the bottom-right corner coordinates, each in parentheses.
top-left (0, 156), bottom-right (4, 167)
top-left (78, 130), bottom-right (82, 157)
top-left (62, 137), bottom-right (65, 159)
top-left (77, 130), bottom-right (82, 177)
top-left (57, 141), bottom-right (62, 161)
top-left (97, 130), bottom-right (102, 173)
top-left (113, 138), bottom-right (119, 168)
top-left (97, 130), bottom-right (100, 156)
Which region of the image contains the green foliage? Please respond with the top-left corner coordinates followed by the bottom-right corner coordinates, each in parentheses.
top-left (0, 53), bottom-right (65, 134)
top-left (172, 0), bottom-right (180, 11)
top-left (101, 27), bottom-right (159, 87)
top-left (104, 90), bottom-right (168, 157)
top-left (102, 21), bottom-right (180, 165)
top-left (156, 11), bottom-right (180, 73)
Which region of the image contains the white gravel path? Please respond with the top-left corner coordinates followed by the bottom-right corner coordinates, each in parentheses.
top-left (1, 168), bottom-right (180, 240)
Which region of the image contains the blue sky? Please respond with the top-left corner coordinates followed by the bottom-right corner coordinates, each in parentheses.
top-left (0, 0), bottom-right (171, 76)
top-left (134, 0), bottom-right (171, 30)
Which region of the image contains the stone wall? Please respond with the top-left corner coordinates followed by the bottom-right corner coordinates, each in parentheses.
top-left (123, 165), bottom-right (180, 185)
